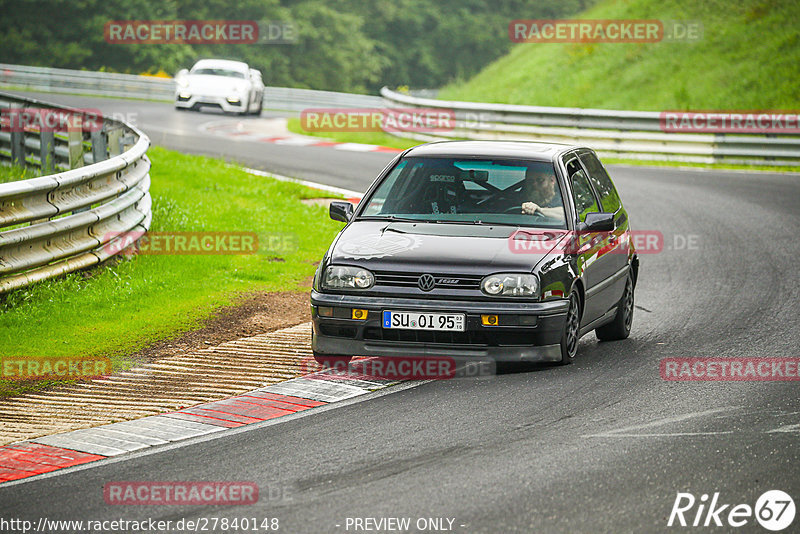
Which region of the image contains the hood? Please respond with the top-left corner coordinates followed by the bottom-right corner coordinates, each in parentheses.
top-left (329, 221), bottom-right (565, 274)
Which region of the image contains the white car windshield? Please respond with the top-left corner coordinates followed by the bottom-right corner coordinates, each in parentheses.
top-left (190, 68), bottom-right (246, 79)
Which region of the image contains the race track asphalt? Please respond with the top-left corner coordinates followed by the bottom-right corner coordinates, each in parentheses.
top-left (2, 92), bottom-right (798, 533)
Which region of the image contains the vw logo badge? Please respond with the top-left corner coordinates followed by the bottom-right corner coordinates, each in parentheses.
top-left (418, 274), bottom-right (436, 292)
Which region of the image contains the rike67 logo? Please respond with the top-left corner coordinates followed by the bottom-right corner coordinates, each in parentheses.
top-left (668, 490), bottom-right (795, 531)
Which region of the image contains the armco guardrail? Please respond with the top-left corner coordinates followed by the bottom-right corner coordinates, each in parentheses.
top-left (381, 87), bottom-right (800, 166)
top-left (0, 92), bottom-right (151, 293)
top-left (0, 63), bottom-right (174, 101)
top-left (0, 63), bottom-right (382, 110)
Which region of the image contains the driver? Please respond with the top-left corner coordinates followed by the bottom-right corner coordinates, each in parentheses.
top-left (520, 167), bottom-right (565, 220)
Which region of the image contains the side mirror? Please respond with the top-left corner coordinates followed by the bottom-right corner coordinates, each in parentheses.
top-left (329, 201), bottom-right (354, 222)
top-left (580, 212), bottom-right (614, 232)
top-left (176, 69), bottom-right (189, 79)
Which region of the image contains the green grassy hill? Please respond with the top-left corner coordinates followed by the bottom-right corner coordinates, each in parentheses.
top-left (440, 0), bottom-right (799, 110)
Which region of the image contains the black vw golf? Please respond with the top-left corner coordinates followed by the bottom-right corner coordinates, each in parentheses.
top-left (311, 141), bottom-right (638, 366)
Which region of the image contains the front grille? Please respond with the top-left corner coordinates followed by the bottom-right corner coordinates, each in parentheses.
top-left (364, 327), bottom-right (533, 346)
top-left (374, 271), bottom-right (481, 290)
top-left (364, 327), bottom-right (486, 344)
top-left (320, 325), bottom-right (357, 339)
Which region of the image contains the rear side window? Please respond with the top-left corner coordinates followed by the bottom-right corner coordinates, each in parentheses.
top-left (566, 159), bottom-right (599, 222)
top-left (579, 152), bottom-right (621, 213)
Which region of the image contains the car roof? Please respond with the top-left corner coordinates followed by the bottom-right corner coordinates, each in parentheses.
top-left (191, 59), bottom-right (249, 72)
top-left (404, 140), bottom-right (583, 161)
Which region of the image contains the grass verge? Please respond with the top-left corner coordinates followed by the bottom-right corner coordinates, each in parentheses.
top-left (0, 164), bottom-right (40, 184)
top-left (0, 146), bottom-right (346, 397)
top-left (440, 0), bottom-right (800, 111)
top-left (602, 158), bottom-right (800, 173)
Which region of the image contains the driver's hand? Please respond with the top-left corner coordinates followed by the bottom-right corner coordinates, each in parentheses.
top-left (522, 202), bottom-right (540, 215)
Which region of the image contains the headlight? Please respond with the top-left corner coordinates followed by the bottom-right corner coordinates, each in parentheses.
top-left (322, 266), bottom-right (375, 290)
top-left (481, 273), bottom-right (539, 297)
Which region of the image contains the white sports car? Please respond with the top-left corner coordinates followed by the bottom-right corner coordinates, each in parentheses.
top-left (174, 59), bottom-right (264, 115)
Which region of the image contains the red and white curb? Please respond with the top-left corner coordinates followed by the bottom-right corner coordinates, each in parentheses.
top-left (0, 367), bottom-right (401, 484)
top-left (203, 121), bottom-right (402, 153)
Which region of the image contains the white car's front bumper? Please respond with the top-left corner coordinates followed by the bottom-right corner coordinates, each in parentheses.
top-left (175, 92), bottom-right (248, 113)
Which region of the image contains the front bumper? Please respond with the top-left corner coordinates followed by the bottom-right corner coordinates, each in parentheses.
top-left (174, 93), bottom-right (247, 112)
top-left (310, 290), bottom-right (569, 362)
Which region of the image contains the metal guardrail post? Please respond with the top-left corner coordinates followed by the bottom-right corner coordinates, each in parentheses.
top-left (39, 129), bottom-right (55, 173)
top-left (91, 127), bottom-right (108, 163)
top-left (67, 119), bottom-right (83, 170)
top-left (107, 127), bottom-right (122, 157)
top-left (9, 105), bottom-right (25, 167)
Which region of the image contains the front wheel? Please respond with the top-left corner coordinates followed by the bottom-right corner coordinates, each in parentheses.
top-left (558, 291), bottom-right (581, 365)
top-left (595, 273), bottom-right (634, 341)
top-left (250, 97), bottom-right (263, 116)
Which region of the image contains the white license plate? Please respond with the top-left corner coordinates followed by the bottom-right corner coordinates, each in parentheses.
top-left (382, 311), bottom-right (465, 331)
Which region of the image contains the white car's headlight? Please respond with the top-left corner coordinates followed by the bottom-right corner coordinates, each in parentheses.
top-left (481, 273), bottom-right (539, 297)
top-left (322, 266), bottom-right (375, 290)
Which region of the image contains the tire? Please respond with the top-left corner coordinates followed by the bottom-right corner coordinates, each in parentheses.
top-left (250, 98), bottom-right (263, 116)
top-left (558, 291), bottom-right (581, 365)
top-left (595, 273), bottom-right (634, 341)
top-left (313, 353), bottom-right (352, 371)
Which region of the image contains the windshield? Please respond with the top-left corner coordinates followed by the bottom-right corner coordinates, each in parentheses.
top-left (360, 157), bottom-right (567, 228)
top-left (190, 67), bottom-right (246, 79)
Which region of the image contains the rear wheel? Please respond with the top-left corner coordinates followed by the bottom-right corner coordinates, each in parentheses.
top-left (313, 353), bottom-right (352, 371)
top-left (558, 291), bottom-right (581, 365)
top-left (595, 273), bottom-right (634, 341)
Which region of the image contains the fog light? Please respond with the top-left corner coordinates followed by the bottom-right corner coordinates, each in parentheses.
top-left (481, 315), bottom-right (499, 326)
top-left (318, 306), bottom-right (334, 317)
top-left (352, 309), bottom-right (368, 320)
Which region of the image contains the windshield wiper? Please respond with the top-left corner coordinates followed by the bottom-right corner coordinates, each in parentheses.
top-left (429, 219), bottom-right (485, 225)
top-left (358, 215), bottom-right (435, 223)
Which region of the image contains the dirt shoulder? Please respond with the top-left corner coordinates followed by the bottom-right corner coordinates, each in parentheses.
top-left (131, 290), bottom-right (312, 363)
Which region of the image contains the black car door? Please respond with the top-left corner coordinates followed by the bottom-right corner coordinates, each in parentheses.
top-left (578, 150), bottom-right (630, 314)
top-left (563, 155), bottom-right (615, 325)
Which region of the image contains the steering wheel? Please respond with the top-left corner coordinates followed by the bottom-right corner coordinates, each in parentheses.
top-left (504, 205), bottom-right (545, 217)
